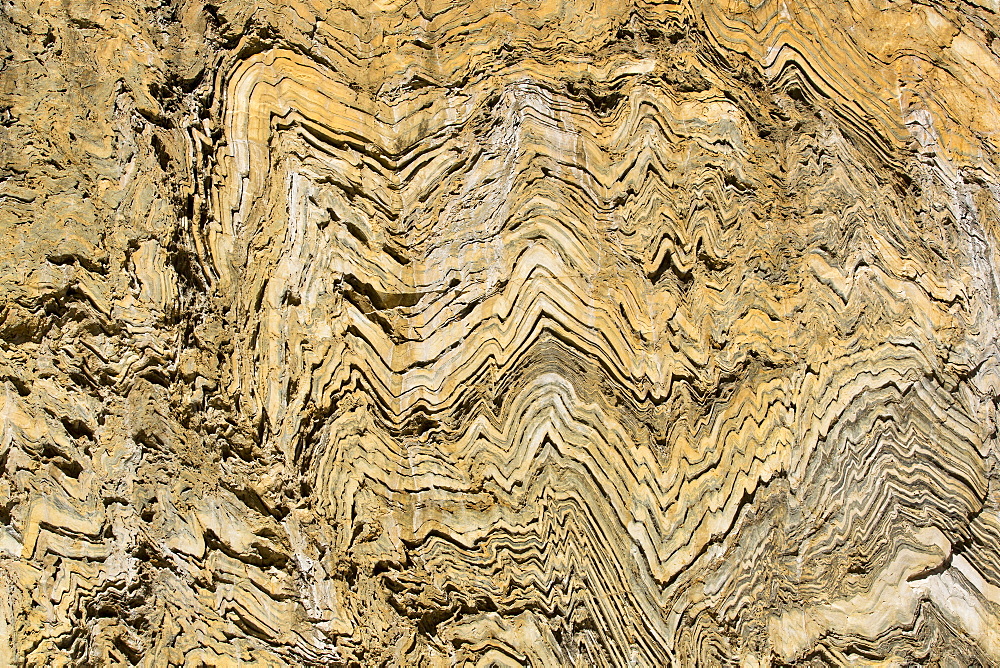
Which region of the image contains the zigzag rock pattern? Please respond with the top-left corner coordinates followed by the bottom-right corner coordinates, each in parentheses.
top-left (3, 0), bottom-right (1000, 664)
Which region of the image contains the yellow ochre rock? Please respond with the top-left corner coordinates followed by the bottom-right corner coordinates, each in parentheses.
top-left (2, 0), bottom-right (1000, 664)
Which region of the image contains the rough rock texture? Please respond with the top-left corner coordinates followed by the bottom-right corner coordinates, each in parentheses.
top-left (3, 0), bottom-right (1000, 664)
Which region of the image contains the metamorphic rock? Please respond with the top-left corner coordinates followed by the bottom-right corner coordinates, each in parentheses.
top-left (3, 0), bottom-right (1000, 664)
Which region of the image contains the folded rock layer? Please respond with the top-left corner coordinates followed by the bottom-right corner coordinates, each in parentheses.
top-left (2, 0), bottom-right (1000, 665)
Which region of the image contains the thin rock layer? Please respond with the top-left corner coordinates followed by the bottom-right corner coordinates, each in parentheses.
top-left (2, 0), bottom-right (1000, 665)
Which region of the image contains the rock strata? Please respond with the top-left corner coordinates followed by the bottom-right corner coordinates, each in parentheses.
top-left (2, 0), bottom-right (1000, 664)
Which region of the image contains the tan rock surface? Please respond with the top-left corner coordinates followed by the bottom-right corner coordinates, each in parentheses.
top-left (3, 0), bottom-right (1000, 664)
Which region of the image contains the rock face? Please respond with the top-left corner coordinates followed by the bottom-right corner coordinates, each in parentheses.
top-left (3, 0), bottom-right (1000, 664)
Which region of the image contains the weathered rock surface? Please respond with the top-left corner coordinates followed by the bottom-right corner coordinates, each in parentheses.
top-left (2, 0), bottom-right (1000, 664)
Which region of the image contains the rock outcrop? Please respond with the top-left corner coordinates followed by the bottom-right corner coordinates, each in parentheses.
top-left (3, 0), bottom-right (1000, 664)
